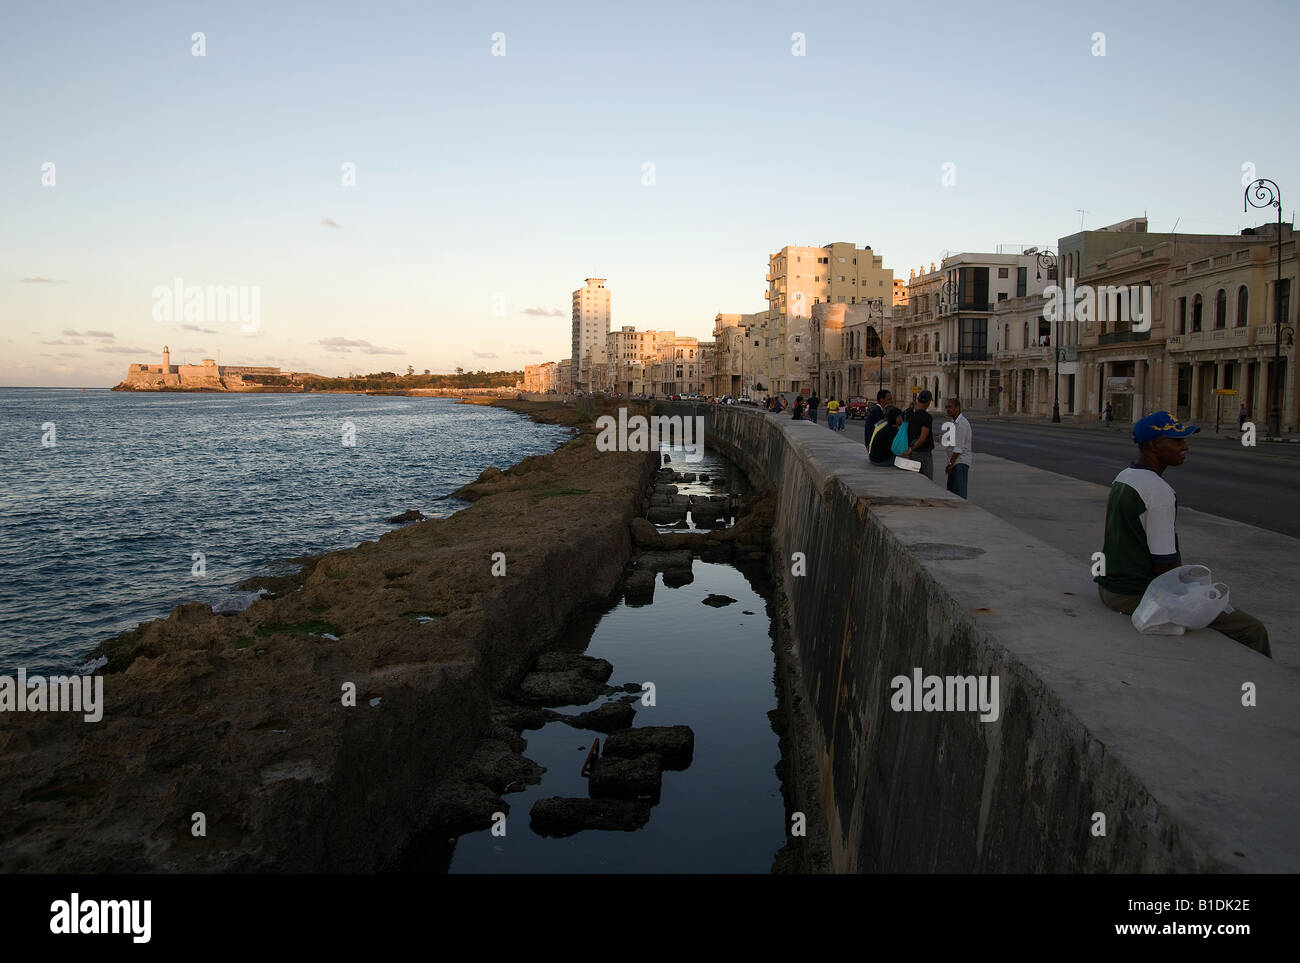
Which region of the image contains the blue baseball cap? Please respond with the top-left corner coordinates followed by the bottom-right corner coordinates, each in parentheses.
top-left (1133, 410), bottom-right (1200, 444)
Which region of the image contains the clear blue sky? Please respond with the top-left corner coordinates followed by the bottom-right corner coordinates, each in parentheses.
top-left (3, 0), bottom-right (1297, 385)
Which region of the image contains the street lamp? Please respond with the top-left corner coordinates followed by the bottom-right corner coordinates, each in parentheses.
top-left (940, 278), bottom-right (959, 406)
top-left (1033, 249), bottom-right (1062, 423)
top-left (1245, 178), bottom-right (1285, 438)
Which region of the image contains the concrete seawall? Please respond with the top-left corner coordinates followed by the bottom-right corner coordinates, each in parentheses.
top-left (659, 402), bottom-right (1300, 873)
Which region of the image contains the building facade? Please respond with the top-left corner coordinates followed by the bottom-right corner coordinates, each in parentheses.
top-left (571, 277), bottom-right (611, 391)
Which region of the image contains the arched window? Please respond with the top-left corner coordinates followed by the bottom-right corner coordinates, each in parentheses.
top-left (1214, 289), bottom-right (1227, 329)
top-left (923, 334), bottom-right (930, 353)
top-left (1022, 321), bottom-right (1029, 347)
top-left (1192, 294), bottom-right (1203, 332)
top-left (1236, 285), bottom-right (1249, 327)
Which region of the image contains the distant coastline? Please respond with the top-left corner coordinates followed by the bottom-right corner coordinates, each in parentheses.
top-left (110, 345), bottom-right (524, 394)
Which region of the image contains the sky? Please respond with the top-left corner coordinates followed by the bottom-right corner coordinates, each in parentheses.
top-left (2, 0), bottom-right (1297, 386)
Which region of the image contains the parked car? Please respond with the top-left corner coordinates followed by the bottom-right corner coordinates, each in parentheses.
top-left (846, 396), bottom-right (870, 419)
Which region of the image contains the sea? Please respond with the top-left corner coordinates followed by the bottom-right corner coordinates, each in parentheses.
top-left (0, 389), bottom-right (571, 673)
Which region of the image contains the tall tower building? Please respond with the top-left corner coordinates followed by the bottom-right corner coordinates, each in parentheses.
top-left (571, 278), bottom-right (611, 390)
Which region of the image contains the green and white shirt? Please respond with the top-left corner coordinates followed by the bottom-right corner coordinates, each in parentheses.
top-left (1096, 464), bottom-right (1181, 596)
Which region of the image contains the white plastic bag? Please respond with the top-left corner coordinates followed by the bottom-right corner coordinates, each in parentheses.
top-left (1131, 564), bottom-right (1232, 635)
top-left (893, 456), bottom-right (921, 472)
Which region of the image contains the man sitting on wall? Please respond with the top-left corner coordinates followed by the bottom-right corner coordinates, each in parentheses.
top-left (1094, 411), bottom-right (1271, 657)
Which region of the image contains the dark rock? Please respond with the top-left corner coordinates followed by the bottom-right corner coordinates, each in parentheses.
top-left (697, 473), bottom-right (710, 482)
top-left (426, 780), bottom-right (507, 835)
top-left (386, 509), bottom-right (426, 524)
top-left (534, 652), bottom-right (613, 682)
top-left (589, 753), bottom-right (663, 800)
top-left (629, 517), bottom-right (661, 549)
top-left (661, 566), bottom-right (694, 588)
top-left (530, 797), bottom-right (652, 837)
top-left (691, 512), bottom-right (720, 530)
top-left (603, 726), bottom-right (694, 770)
top-left (467, 739), bottom-right (545, 794)
top-left (516, 669), bottom-right (611, 707)
top-left (620, 682), bottom-right (644, 693)
top-left (566, 701), bottom-right (636, 733)
top-left (742, 610), bottom-right (755, 615)
top-left (624, 569), bottom-right (656, 605)
top-left (646, 506), bottom-right (687, 525)
top-left (493, 703), bottom-right (563, 731)
top-left (702, 594), bottom-right (737, 607)
top-left (476, 466), bottom-right (504, 484)
top-left (649, 493), bottom-right (670, 507)
top-left (634, 549), bottom-right (692, 574)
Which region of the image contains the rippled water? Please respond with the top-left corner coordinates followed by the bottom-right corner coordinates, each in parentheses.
top-left (0, 389), bottom-right (571, 672)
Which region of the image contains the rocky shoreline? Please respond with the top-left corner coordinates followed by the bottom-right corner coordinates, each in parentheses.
top-left (0, 398), bottom-right (655, 871)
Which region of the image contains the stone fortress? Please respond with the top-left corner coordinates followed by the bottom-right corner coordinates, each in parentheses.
top-left (115, 346), bottom-right (296, 391)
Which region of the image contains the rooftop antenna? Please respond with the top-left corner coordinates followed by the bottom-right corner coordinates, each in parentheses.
top-left (1076, 209), bottom-right (1089, 230)
top-left (1171, 217), bottom-right (1180, 233)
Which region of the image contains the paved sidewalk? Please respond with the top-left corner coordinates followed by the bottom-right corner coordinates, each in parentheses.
top-left (976, 414), bottom-right (1300, 444)
top-left (953, 451), bottom-right (1299, 666)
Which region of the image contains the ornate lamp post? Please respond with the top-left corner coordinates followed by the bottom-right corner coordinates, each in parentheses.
top-left (940, 278), bottom-right (959, 405)
top-left (1033, 250), bottom-right (1062, 423)
top-left (1245, 179), bottom-right (1285, 438)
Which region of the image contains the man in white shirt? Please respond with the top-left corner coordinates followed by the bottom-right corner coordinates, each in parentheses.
top-left (943, 398), bottom-right (972, 498)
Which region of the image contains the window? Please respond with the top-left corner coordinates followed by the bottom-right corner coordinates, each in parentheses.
top-left (1177, 297), bottom-right (1187, 334)
top-left (1236, 286), bottom-right (1248, 326)
top-left (1192, 294), bottom-right (1203, 332)
top-left (1016, 267), bottom-right (1027, 298)
top-left (998, 267), bottom-right (1009, 279)
top-left (1278, 278), bottom-right (1291, 325)
top-left (1023, 321), bottom-right (1029, 346)
top-left (852, 258), bottom-right (857, 264)
top-left (959, 318), bottom-right (988, 361)
top-left (997, 292), bottom-right (1008, 302)
top-left (1215, 289), bottom-right (1227, 329)
top-left (838, 276), bottom-right (845, 282)
top-left (838, 257), bottom-right (845, 263)
top-left (794, 335), bottom-right (800, 343)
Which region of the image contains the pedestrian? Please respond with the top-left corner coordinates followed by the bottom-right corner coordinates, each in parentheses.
top-left (868, 406), bottom-right (904, 465)
top-left (1094, 411), bottom-right (1270, 657)
top-left (942, 397), bottom-right (972, 499)
top-left (809, 392), bottom-right (820, 424)
top-left (793, 396), bottom-right (806, 419)
top-left (902, 390), bottom-right (936, 479)
top-left (1238, 403), bottom-right (1248, 430)
top-left (864, 389), bottom-right (892, 447)
top-left (826, 396), bottom-right (840, 430)
top-left (1104, 402), bottom-right (1113, 427)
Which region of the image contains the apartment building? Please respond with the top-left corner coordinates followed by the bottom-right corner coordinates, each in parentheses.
top-left (766, 242), bottom-right (895, 393)
top-left (571, 278), bottom-right (611, 391)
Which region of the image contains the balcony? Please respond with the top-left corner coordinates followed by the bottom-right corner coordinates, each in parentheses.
top-left (1097, 330), bottom-right (1152, 345)
top-left (1167, 328), bottom-right (1250, 351)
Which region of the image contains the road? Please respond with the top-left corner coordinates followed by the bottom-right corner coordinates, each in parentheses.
top-left (966, 419), bottom-right (1300, 537)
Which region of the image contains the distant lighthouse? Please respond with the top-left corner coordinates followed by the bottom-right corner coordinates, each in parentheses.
top-left (162, 345), bottom-right (170, 372)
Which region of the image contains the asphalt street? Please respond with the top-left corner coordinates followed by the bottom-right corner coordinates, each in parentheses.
top-left (965, 419), bottom-right (1300, 538)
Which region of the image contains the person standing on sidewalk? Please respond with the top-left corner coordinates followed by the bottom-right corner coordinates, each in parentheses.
top-left (1104, 402), bottom-right (1114, 427)
top-left (826, 396), bottom-right (840, 430)
top-left (1238, 403), bottom-right (1248, 430)
top-left (864, 389), bottom-right (892, 447)
top-left (1094, 411), bottom-right (1271, 657)
top-left (943, 397), bottom-right (972, 498)
top-left (902, 389), bottom-right (936, 479)
top-left (809, 392), bottom-right (820, 424)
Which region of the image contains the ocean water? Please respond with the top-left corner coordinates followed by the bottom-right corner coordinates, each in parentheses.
top-left (0, 389), bottom-right (571, 673)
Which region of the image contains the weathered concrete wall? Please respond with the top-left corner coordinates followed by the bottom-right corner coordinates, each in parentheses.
top-left (659, 402), bottom-right (1300, 873)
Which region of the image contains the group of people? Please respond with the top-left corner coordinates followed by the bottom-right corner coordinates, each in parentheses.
top-left (769, 391), bottom-right (849, 431)
top-left (860, 389), bottom-right (972, 499)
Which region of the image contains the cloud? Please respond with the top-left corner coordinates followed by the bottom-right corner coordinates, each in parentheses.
top-left (96, 345), bottom-right (150, 354)
top-left (522, 307), bottom-right (564, 316)
top-left (516, 348), bottom-right (544, 355)
top-left (178, 324), bottom-right (217, 333)
top-left (362, 346), bottom-right (403, 355)
top-left (322, 218), bottom-right (342, 229)
top-left (62, 328), bottom-right (114, 339)
top-left (41, 338), bottom-right (85, 346)
top-left (319, 337), bottom-right (371, 348)
top-left (473, 352), bottom-right (497, 359)
top-left (18, 276), bottom-right (59, 284)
